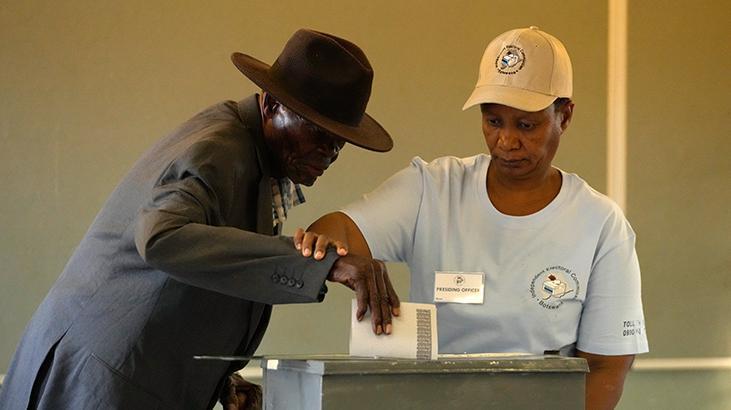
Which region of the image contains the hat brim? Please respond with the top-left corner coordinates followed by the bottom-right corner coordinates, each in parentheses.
top-left (231, 52), bottom-right (393, 152)
top-left (462, 84), bottom-right (558, 112)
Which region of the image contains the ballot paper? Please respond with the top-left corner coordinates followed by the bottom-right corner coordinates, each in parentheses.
top-left (349, 300), bottom-right (438, 360)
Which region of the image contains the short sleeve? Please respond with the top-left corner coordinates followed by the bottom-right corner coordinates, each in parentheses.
top-left (577, 231), bottom-right (649, 355)
top-left (341, 157), bottom-right (426, 262)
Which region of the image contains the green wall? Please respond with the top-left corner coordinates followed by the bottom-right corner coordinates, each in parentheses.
top-left (1, 1), bottom-right (728, 409)
top-left (617, 3), bottom-right (731, 408)
top-left (627, 0), bottom-right (731, 359)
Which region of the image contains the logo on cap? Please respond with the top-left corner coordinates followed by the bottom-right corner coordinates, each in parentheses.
top-left (495, 45), bottom-right (525, 74)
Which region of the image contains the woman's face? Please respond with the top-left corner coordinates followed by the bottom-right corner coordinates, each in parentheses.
top-left (481, 101), bottom-right (573, 183)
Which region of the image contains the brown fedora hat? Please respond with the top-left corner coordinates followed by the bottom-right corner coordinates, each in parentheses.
top-left (231, 29), bottom-right (393, 152)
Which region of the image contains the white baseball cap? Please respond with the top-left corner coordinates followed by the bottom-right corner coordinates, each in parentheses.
top-left (462, 26), bottom-right (573, 112)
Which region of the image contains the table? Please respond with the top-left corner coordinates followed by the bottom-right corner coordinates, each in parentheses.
top-left (260, 354), bottom-right (588, 409)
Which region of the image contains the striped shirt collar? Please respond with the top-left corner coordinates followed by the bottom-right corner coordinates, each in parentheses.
top-left (271, 177), bottom-right (305, 233)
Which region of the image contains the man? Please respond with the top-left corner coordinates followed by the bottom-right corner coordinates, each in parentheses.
top-left (299, 27), bottom-right (648, 409)
top-left (0, 29), bottom-right (400, 410)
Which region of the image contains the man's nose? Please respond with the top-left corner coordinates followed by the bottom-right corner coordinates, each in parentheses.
top-left (319, 137), bottom-right (344, 156)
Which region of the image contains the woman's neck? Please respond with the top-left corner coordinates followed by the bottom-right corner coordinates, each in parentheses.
top-left (486, 165), bottom-right (562, 216)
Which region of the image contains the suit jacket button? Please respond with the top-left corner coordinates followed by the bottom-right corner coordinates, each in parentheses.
top-left (295, 280), bottom-right (304, 288)
top-left (279, 276), bottom-right (288, 285)
top-left (287, 278), bottom-right (296, 287)
top-left (271, 273), bottom-right (280, 282)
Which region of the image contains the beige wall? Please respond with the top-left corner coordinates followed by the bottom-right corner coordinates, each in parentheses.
top-left (1, 1), bottom-right (728, 409)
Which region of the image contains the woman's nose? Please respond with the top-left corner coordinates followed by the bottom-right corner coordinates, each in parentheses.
top-left (497, 129), bottom-right (520, 150)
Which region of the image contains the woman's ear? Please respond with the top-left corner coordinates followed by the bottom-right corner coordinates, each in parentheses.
top-left (559, 101), bottom-right (575, 131)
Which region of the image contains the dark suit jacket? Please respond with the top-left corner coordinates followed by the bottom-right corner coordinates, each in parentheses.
top-left (0, 95), bottom-right (337, 409)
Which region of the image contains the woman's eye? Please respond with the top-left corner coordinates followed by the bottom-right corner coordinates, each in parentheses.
top-left (518, 122), bottom-right (535, 130)
top-left (486, 118), bottom-right (501, 127)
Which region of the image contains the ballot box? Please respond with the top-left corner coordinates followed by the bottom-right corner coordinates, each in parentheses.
top-left (260, 354), bottom-right (588, 410)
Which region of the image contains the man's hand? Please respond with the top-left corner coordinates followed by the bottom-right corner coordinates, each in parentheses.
top-left (294, 227), bottom-right (348, 260)
top-left (328, 254), bottom-right (400, 335)
top-left (219, 373), bottom-right (262, 410)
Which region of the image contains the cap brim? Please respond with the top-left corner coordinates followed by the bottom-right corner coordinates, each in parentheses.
top-left (462, 85), bottom-right (557, 112)
top-left (231, 52), bottom-right (393, 152)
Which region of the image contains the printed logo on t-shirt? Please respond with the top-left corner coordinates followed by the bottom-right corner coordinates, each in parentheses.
top-left (622, 320), bottom-right (644, 337)
top-left (529, 266), bottom-right (580, 310)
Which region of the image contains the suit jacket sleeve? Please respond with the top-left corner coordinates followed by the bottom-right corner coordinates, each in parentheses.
top-left (133, 135), bottom-right (335, 305)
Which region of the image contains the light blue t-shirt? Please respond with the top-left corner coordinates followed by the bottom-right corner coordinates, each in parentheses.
top-left (343, 154), bottom-right (648, 355)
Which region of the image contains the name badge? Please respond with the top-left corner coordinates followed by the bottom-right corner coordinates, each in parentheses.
top-left (434, 272), bottom-right (485, 304)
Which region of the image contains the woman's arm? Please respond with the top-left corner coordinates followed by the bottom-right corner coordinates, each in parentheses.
top-left (576, 350), bottom-right (635, 409)
top-left (295, 211), bottom-right (373, 258)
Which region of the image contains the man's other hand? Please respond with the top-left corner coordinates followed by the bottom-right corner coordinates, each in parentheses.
top-left (294, 227), bottom-right (348, 260)
top-left (219, 373), bottom-right (262, 410)
top-left (327, 255), bottom-right (400, 335)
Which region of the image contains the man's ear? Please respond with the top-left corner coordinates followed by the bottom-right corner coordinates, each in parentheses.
top-left (260, 92), bottom-right (280, 119)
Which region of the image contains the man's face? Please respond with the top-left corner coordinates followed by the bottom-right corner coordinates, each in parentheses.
top-left (481, 101), bottom-right (573, 182)
top-left (262, 95), bottom-right (346, 186)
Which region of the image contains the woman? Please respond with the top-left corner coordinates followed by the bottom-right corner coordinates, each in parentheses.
top-left (298, 27), bottom-right (648, 410)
